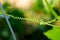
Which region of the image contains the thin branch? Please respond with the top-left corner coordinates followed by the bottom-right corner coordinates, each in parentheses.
top-left (0, 3), bottom-right (17, 40)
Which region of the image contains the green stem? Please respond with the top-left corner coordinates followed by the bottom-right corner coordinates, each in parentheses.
top-left (45, 0), bottom-right (59, 19)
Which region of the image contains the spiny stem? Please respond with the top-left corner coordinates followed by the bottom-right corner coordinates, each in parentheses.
top-left (4, 13), bottom-right (59, 27)
top-left (47, 19), bottom-right (56, 23)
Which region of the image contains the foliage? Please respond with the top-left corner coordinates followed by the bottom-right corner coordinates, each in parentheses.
top-left (0, 0), bottom-right (60, 40)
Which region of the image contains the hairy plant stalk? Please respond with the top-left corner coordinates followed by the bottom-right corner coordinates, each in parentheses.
top-left (4, 13), bottom-right (60, 27)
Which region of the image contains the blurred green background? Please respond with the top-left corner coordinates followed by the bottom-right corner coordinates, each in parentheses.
top-left (0, 0), bottom-right (60, 40)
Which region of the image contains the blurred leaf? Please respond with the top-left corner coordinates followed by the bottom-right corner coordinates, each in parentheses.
top-left (44, 27), bottom-right (60, 40)
top-left (32, 0), bottom-right (43, 11)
